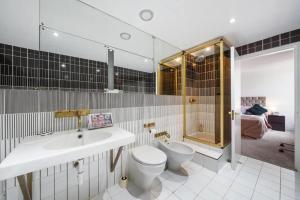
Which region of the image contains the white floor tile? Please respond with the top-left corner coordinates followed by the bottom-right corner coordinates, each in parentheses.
top-left (240, 165), bottom-right (260, 176)
top-left (252, 191), bottom-right (272, 200)
top-left (151, 184), bottom-right (172, 200)
top-left (196, 188), bottom-right (223, 200)
top-left (183, 175), bottom-right (210, 194)
top-left (110, 190), bottom-right (135, 200)
top-left (200, 168), bottom-right (217, 179)
top-left (281, 177), bottom-right (300, 190)
top-left (174, 185), bottom-right (197, 200)
top-left (160, 170), bottom-right (187, 192)
top-left (259, 172), bottom-right (280, 184)
top-left (107, 184), bottom-right (124, 197)
top-left (235, 171), bottom-right (258, 189)
top-left (207, 181), bottom-right (230, 196)
top-left (103, 156), bottom-right (300, 200)
top-left (230, 182), bottom-right (253, 199)
top-left (261, 167), bottom-right (280, 177)
top-left (281, 185), bottom-right (300, 200)
top-left (224, 190), bottom-right (249, 200)
top-left (257, 177), bottom-right (280, 192)
top-left (254, 184), bottom-right (280, 200)
top-left (239, 155), bottom-right (248, 164)
top-left (280, 194), bottom-right (295, 200)
top-left (166, 194), bottom-right (181, 200)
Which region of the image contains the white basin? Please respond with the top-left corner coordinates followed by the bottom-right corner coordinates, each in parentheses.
top-left (44, 131), bottom-right (112, 150)
top-left (158, 141), bottom-right (195, 171)
top-left (0, 127), bottom-right (135, 180)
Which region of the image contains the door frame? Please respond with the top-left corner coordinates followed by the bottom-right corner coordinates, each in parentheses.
top-left (236, 42), bottom-right (300, 171)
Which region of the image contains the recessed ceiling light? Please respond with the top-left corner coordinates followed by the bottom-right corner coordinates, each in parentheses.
top-left (139, 9), bottom-right (154, 21)
top-left (229, 18), bottom-right (236, 24)
top-left (205, 47), bottom-right (211, 52)
top-left (53, 32), bottom-right (59, 37)
top-left (61, 63), bottom-right (66, 68)
top-left (120, 32), bottom-right (131, 40)
top-left (144, 59), bottom-right (148, 62)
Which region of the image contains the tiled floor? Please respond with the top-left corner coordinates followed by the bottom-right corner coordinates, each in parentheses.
top-left (101, 156), bottom-right (300, 200)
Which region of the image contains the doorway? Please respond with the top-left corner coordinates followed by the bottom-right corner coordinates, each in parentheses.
top-left (239, 49), bottom-right (295, 169)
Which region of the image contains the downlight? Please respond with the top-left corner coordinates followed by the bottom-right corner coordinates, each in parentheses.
top-left (120, 32), bottom-right (131, 40)
top-left (139, 9), bottom-right (154, 21)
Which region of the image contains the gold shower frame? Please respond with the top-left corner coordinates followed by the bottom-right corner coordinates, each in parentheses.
top-left (157, 38), bottom-right (228, 148)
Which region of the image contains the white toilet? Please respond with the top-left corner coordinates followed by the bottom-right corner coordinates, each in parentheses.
top-left (128, 145), bottom-right (167, 191)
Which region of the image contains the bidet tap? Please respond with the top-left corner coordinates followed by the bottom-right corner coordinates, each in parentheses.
top-left (39, 130), bottom-right (53, 136)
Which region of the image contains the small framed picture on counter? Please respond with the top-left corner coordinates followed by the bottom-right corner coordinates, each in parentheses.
top-left (88, 113), bottom-right (113, 129)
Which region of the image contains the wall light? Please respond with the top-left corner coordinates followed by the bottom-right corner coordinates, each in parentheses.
top-left (175, 57), bottom-right (181, 62)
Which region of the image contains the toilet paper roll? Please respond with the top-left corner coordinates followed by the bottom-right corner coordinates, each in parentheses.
top-left (119, 176), bottom-right (128, 188)
top-left (149, 128), bottom-right (157, 134)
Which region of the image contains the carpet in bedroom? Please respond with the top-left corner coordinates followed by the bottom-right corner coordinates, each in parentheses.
top-left (241, 130), bottom-right (294, 170)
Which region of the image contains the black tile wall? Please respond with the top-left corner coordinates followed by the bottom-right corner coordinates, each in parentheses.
top-left (0, 43), bottom-right (156, 93)
top-left (236, 28), bottom-right (300, 56)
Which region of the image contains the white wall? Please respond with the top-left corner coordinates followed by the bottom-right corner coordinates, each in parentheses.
top-left (241, 50), bottom-right (295, 131)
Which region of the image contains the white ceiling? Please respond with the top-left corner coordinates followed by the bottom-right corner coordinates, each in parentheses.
top-left (82, 0), bottom-right (300, 49)
top-left (1, 0), bottom-right (299, 73)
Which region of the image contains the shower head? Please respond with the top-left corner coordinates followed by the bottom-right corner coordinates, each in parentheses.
top-left (195, 55), bottom-right (205, 62)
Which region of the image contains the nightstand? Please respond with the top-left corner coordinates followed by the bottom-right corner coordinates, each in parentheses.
top-left (268, 115), bottom-right (285, 131)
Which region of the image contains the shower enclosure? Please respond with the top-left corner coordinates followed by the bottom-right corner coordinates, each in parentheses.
top-left (157, 38), bottom-right (231, 148)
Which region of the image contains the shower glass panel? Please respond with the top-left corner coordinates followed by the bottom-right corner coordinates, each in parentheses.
top-left (157, 38), bottom-right (231, 148)
top-left (184, 42), bottom-right (222, 146)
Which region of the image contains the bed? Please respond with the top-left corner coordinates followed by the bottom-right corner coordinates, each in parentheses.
top-left (241, 97), bottom-right (270, 139)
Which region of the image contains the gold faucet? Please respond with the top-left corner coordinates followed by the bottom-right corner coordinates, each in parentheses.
top-left (54, 109), bottom-right (91, 131)
top-left (154, 131), bottom-right (170, 139)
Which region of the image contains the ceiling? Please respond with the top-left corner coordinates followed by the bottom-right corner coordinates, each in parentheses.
top-left (82, 0), bottom-right (300, 49)
top-left (1, 0), bottom-right (299, 73)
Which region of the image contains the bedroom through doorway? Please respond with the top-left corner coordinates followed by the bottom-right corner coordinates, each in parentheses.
top-left (239, 49), bottom-right (295, 170)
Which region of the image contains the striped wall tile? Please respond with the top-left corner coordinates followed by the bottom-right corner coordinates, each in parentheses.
top-left (0, 89), bottom-right (185, 200)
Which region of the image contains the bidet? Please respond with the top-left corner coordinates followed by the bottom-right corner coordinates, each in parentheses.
top-left (158, 141), bottom-right (195, 171)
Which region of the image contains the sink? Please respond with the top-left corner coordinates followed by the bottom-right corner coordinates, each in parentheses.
top-left (44, 131), bottom-right (112, 150)
top-left (0, 127), bottom-right (135, 180)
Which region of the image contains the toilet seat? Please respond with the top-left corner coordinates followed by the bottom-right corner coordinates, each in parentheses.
top-left (132, 145), bottom-right (167, 165)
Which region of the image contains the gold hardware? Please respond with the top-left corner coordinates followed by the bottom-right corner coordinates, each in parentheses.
top-left (54, 109), bottom-right (90, 131)
top-left (189, 97), bottom-right (196, 103)
top-left (228, 110), bottom-right (240, 120)
top-left (17, 173), bottom-right (32, 200)
top-left (144, 122), bottom-right (155, 128)
top-left (154, 131), bottom-right (170, 138)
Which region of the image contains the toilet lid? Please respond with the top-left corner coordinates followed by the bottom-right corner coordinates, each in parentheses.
top-left (132, 145), bottom-right (167, 165)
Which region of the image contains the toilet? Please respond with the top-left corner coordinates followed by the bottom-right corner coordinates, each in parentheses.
top-left (128, 145), bottom-right (167, 191)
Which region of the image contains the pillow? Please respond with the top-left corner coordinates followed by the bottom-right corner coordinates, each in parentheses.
top-left (246, 104), bottom-right (268, 115)
top-left (241, 106), bottom-right (251, 114)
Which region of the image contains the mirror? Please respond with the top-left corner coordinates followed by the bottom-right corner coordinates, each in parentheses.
top-left (39, 0), bottom-right (159, 93)
top-left (154, 38), bottom-right (182, 95)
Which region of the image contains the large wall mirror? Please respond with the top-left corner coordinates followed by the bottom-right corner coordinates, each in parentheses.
top-left (38, 0), bottom-right (181, 94)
